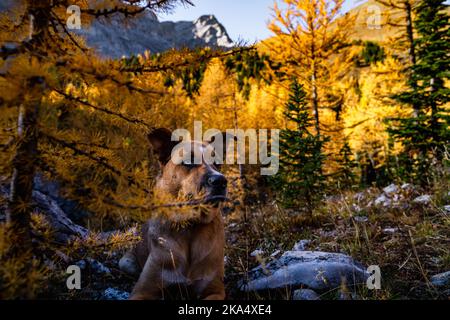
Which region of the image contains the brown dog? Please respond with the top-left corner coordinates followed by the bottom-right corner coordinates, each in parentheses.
top-left (119, 128), bottom-right (228, 300)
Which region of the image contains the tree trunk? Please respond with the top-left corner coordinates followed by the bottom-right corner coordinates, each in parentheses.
top-left (6, 0), bottom-right (49, 235)
top-left (311, 70), bottom-right (320, 137)
top-left (405, 1), bottom-right (416, 67)
top-left (309, 14), bottom-right (320, 137)
top-left (405, 1), bottom-right (420, 117)
top-left (429, 77), bottom-right (441, 159)
top-left (5, 2), bottom-right (49, 299)
top-left (233, 95), bottom-right (245, 180)
top-left (7, 77), bottom-right (44, 244)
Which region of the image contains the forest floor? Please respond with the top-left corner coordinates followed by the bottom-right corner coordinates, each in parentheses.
top-left (3, 176), bottom-right (449, 300)
top-left (224, 181), bottom-right (450, 300)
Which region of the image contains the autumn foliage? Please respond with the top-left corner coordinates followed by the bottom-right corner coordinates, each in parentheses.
top-left (0, 0), bottom-right (448, 299)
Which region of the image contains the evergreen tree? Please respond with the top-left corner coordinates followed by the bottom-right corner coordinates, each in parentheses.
top-left (272, 80), bottom-right (328, 210)
top-left (335, 139), bottom-right (357, 189)
top-left (360, 41), bottom-right (386, 66)
top-left (389, 0), bottom-right (450, 184)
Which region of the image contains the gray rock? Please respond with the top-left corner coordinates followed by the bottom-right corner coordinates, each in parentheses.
top-left (401, 183), bottom-right (414, 191)
top-left (430, 271), bottom-right (450, 288)
top-left (89, 258), bottom-right (111, 274)
top-left (382, 228), bottom-right (399, 234)
top-left (292, 289), bottom-right (320, 300)
top-left (101, 288), bottom-right (130, 300)
top-left (443, 205), bottom-right (450, 213)
top-left (353, 216), bottom-right (368, 223)
top-left (241, 251), bottom-right (369, 293)
top-left (77, 258), bottom-right (111, 274)
top-left (383, 184), bottom-right (399, 195)
top-left (76, 260), bottom-right (87, 270)
top-left (374, 194), bottom-right (391, 207)
top-left (292, 240), bottom-right (311, 251)
top-left (413, 195), bottom-right (432, 204)
top-left (250, 249), bottom-right (264, 257)
top-left (270, 250), bottom-right (281, 258)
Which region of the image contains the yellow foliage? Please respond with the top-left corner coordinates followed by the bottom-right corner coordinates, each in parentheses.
top-left (343, 57), bottom-right (410, 163)
top-left (0, 221), bottom-right (48, 299)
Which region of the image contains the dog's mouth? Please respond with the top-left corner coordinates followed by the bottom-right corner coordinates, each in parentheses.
top-left (204, 193), bottom-right (228, 207)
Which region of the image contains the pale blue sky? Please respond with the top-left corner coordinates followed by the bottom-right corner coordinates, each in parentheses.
top-left (160, 0), bottom-right (366, 42)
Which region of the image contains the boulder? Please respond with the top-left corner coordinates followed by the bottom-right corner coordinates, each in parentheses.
top-left (430, 271), bottom-right (450, 288)
top-left (241, 251), bottom-right (369, 293)
top-left (353, 216), bottom-right (368, 223)
top-left (401, 183), bottom-right (414, 191)
top-left (292, 289), bottom-right (320, 300)
top-left (101, 288), bottom-right (130, 300)
top-left (383, 184), bottom-right (399, 195)
top-left (76, 258), bottom-right (111, 274)
top-left (382, 228), bottom-right (399, 234)
top-left (270, 250), bottom-right (281, 258)
top-left (250, 249), bottom-right (264, 257)
top-left (374, 194), bottom-right (391, 207)
top-left (413, 195), bottom-right (432, 205)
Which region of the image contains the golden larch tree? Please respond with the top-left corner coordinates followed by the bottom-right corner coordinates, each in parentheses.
top-left (268, 0), bottom-right (356, 137)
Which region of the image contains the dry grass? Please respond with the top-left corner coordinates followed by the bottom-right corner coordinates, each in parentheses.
top-left (224, 178), bottom-right (450, 300)
top-left (2, 164), bottom-right (448, 300)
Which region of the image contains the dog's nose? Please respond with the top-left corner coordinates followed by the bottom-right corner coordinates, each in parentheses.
top-left (207, 174), bottom-right (227, 188)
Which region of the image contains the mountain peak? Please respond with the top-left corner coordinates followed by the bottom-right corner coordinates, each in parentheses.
top-left (195, 14), bottom-right (219, 23)
top-left (192, 14), bottom-right (234, 49)
top-left (78, 13), bottom-right (234, 58)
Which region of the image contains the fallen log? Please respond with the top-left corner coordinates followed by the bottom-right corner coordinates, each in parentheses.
top-left (0, 183), bottom-right (88, 243)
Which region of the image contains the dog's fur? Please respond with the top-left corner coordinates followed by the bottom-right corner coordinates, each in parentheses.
top-left (119, 128), bottom-right (228, 300)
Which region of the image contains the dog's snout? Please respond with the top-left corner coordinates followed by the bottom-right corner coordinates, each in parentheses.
top-left (207, 174), bottom-right (227, 188)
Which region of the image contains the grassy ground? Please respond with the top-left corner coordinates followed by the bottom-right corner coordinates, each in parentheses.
top-left (2, 168), bottom-right (448, 300)
top-left (224, 178), bottom-right (450, 300)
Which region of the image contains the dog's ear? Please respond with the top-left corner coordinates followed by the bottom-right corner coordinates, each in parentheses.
top-left (148, 128), bottom-right (177, 164)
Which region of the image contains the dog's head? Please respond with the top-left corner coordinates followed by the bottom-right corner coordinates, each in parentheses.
top-left (148, 128), bottom-right (229, 204)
